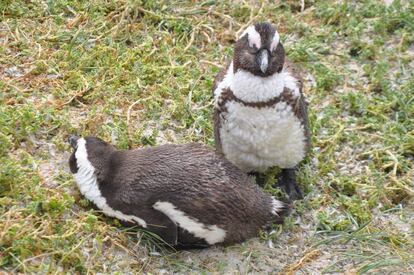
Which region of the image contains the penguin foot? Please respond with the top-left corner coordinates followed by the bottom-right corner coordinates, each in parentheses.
top-left (248, 171), bottom-right (266, 186)
top-left (278, 168), bottom-right (304, 201)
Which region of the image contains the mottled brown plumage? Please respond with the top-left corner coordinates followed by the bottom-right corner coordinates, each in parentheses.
top-left (212, 22), bottom-right (311, 200)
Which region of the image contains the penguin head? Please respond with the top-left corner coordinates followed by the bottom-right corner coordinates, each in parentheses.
top-left (233, 22), bottom-right (285, 77)
top-left (68, 135), bottom-right (115, 175)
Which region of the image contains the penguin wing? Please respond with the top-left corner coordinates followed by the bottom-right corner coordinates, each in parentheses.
top-left (294, 93), bottom-right (311, 152)
top-left (101, 184), bottom-right (180, 246)
top-left (284, 58), bottom-right (303, 85)
top-left (212, 61), bottom-right (231, 94)
top-left (284, 59), bottom-right (311, 151)
top-left (213, 109), bottom-right (223, 153)
top-left (139, 208), bottom-right (179, 246)
top-left (212, 61), bottom-right (231, 154)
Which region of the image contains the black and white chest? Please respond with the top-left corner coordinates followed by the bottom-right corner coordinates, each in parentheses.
top-left (214, 62), bottom-right (308, 172)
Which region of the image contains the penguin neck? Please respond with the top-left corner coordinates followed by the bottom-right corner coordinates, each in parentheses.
top-left (230, 66), bottom-right (286, 103)
top-left (73, 139), bottom-right (115, 207)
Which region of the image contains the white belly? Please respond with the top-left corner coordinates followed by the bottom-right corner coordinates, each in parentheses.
top-left (220, 101), bottom-right (306, 172)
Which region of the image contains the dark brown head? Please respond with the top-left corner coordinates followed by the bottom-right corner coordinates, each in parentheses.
top-left (68, 135), bottom-right (115, 175)
top-left (233, 22), bottom-right (285, 77)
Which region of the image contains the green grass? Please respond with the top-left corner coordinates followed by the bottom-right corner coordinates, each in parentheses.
top-left (1, 0), bottom-right (413, 273)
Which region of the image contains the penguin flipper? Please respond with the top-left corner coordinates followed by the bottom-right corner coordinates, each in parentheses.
top-left (284, 59), bottom-right (311, 151)
top-left (213, 109), bottom-right (223, 153)
top-left (212, 61), bottom-right (231, 154)
top-left (133, 209), bottom-right (179, 247)
top-left (174, 227), bottom-right (210, 249)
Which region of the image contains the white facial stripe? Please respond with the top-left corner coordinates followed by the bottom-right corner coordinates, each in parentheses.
top-left (75, 138), bottom-right (94, 171)
top-left (240, 26), bottom-right (261, 49)
top-left (74, 138), bottom-right (147, 228)
top-left (153, 201), bottom-right (226, 245)
top-left (270, 31), bottom-right (280, 51)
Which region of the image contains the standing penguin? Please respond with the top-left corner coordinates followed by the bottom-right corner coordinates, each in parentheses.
top-left (68, 135), bottom-right (289, 248)
top-left (213, 22), bottom-right (310, 200)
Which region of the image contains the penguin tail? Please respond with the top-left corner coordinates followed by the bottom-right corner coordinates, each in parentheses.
top-left (270, 196), bottom-right (291, 224)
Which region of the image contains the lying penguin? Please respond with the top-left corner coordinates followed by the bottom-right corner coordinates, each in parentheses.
top-left (213, 22), bottom-right (311, 200)
top-left (68, 135), bottom-right (289, 248)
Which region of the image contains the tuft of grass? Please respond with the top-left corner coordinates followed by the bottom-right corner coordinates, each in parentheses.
top-left (1, 0), bottom-right (413, 273)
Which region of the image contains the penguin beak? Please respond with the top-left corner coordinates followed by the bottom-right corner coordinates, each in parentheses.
top-left (258, 49), bottom-right (269, 73)
top-left (68, 135), bottom-right (80, 149)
